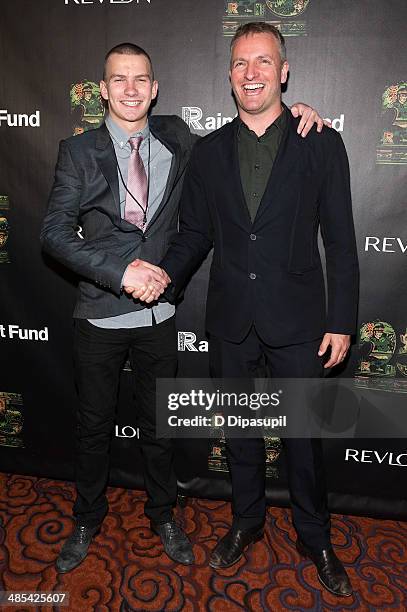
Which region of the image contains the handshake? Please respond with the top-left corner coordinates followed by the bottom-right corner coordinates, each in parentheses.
top-left (122, 259), bottom-right (171, 303)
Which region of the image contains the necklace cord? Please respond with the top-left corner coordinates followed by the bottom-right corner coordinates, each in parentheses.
top-left (114, 135), bottom-right (151, 227)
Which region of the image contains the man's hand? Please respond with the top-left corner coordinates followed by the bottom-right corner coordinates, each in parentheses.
top-left (318, 333), bottom-right (351, 369)
top-left (290, 103), bottom-right (331, 137)
top-left (122, 259), bottom-right (170, 304)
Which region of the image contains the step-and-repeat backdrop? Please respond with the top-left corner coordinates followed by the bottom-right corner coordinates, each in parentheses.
top-left (1, 0), bottom-right (406, 519)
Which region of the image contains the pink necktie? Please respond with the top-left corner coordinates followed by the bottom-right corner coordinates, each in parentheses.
top-left (125, 136), bottom-right (147, 228)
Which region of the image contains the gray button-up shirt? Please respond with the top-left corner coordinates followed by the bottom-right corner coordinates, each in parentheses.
top-left (89, 115), bottom-right (175, 328)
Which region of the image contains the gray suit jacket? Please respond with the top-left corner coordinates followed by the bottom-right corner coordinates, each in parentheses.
top-left (41, 116), bottom-right (195, 318)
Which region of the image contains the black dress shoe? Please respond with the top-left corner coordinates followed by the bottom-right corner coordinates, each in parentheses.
top-left (151, 519), bottom-right (195, 565)
top-left (56, 523), bottom-right (101, 573)
top-left (296, 539), bottom-right (353, 597)
top-left (209, 524), bottom-right (264, 569)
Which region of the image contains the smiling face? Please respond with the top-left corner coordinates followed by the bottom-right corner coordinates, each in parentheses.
top-left (100, 52), bottom-right (158, 134)
top-left (230, 32), bottom-right (289, 125)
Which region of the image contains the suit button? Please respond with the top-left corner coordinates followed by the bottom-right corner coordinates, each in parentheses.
top-left (250, 234), bottom-right (257, 241)
top-left (249, 273), bottom-right (256, 280)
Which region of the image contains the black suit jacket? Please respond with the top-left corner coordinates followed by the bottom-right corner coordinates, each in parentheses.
top-left (41, 116), bottom-right (196, 319)
top-left (161, 112), bottom-right (359, 346)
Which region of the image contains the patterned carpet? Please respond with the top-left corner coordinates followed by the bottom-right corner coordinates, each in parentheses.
top-left (0, 474), bottom-right (406, 612)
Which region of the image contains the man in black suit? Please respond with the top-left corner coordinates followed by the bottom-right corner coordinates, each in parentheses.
top-left (157, 24), bottom-right (359, 596)
top-left (41, 41), bottom-right (326, 574)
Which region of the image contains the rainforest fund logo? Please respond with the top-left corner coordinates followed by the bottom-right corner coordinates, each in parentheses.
top-left (208, 424), bottom-right (282, 479)
top-left (266, 0), bottom-right (309, 16)
top-left (0, 392), bottom-right (24, 448)
top-left (71, 80), bottom-right (105, 136)
top-left (355, 320), bottom-right (407, 392)
top-left (0, 196), bottom-right (10, 264)
top-left (376, 82), bottom-right (407, 165)
top-left (223, 0), bottom-right (310, 38)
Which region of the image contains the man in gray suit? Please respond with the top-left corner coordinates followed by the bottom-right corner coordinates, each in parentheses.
top-left (41, 42), bottom-right (325, 573)
top-left (42, 43), bottom-right (197, 572)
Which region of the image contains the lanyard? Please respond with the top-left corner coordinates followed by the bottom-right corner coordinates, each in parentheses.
top-left (116, 136), bottom-right (151, 227)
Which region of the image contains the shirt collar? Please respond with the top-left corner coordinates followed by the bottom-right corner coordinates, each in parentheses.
top-left (238, 106), bottom-right (287, 140)
top-left (105, 114), bottom-right (150, 149)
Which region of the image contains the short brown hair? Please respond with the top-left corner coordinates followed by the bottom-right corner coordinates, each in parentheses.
top-left (230, 22), bottom-right (286, 63)
top-left (103, 43), bottom-right (154, 81)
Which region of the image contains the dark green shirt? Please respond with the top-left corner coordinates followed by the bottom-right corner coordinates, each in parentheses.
top-left (238, 107), bottom-right (287, 222)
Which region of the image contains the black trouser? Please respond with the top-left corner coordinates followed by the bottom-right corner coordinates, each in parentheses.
top-left (72, 316), bottom-right (178, 527)
top-left (209, 327), bottom-right (331, 553)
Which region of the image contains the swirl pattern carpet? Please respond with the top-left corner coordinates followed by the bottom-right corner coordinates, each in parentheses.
top-left (0, 474), bottom-right (406, 611)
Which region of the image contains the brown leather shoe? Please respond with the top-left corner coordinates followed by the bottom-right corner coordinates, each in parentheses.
top-left (296, 539), bottom-right (353, 597)
top-left (209, 524), bottom-right (264, 569)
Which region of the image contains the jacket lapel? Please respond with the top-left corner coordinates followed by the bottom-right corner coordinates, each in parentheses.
top-left (218, 119), bottom-right (253, 226)
top-left (94, 124), bottom-right (121, 221)
top-left (254, 112), bottom-right (301, 224)
top-left (147, 117), bottom-right (184, 227)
